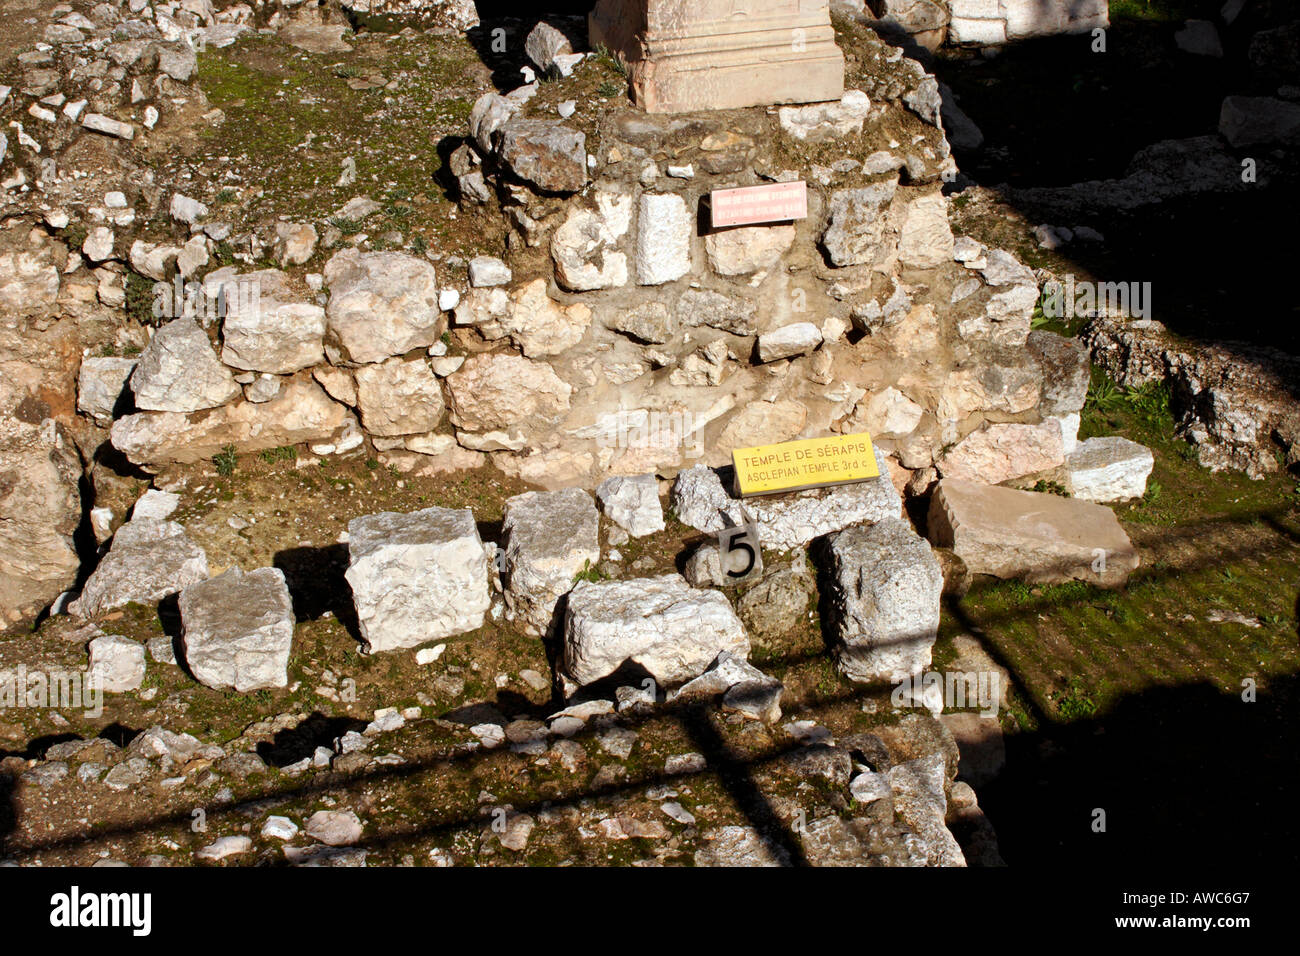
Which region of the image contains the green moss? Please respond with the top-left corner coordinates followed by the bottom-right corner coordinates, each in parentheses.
top-left (124, 272), bottom-right (159, 326)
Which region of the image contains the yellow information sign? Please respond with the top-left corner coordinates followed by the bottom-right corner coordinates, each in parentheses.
top-left (731, 432), bottom-right (880, 498)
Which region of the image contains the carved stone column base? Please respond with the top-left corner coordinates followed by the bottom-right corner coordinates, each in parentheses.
top-left (590, 0), bottom-right (845, 113)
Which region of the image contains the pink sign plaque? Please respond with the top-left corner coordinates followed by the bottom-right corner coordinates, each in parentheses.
top-left (710, 181), bottom-right (808, 228)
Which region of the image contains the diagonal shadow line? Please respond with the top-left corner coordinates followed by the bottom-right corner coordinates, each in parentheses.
top-left (6, 502), bottom-right (1296, 860)
top-left (1, 687), bottom-right (829, 861)
top-left (262, 731), bottom-right (822, 865)
top-left (941, 594), bottom-right (1049, 729)
top-left (678, 705), bottom-right (808, 867)
top-left (1259, 511), bottom-right (1300, 548)
top-left (951, 513), bottom-right (1300, 631)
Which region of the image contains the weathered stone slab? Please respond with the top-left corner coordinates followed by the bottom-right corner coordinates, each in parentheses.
top-left (927, 478), bottom-right (1139, 586)
top-left (130, 317), bottom-right (240, 413)
top-left (1065, 436), bottom-right (1154, 502)
top-left (1004, 0), bottom-right (1108, 39)
top-left (1026, 329), bottom-right (1090, 416)
top-left (70, 519), bottom-right (209, 618)
top-left (525, 21), bottom-right (573, 77)
top-left (671, 446), bottom-right (901, 550)
top-left (666, 651), bottom-right (782, 723)
top-left (445, 353), bottom-right (572, 432)
top-left (88, 634), bottom-right (146, 692)
top-left (353, 357), bottom-right (445, 437)
top-left (111, 378), bottom-right (355, 467)
top-left (888, 752), bottom-right (966, 867)
top-left (345, 507), bottom-right (490, 651)
top-left (935, 421), bottom-right (1065, 485)
top-left (636, 193), bottom-right (691, 284)
top-left (590, 0), bottom-right (844, 113)
top-left (778, 91), bottom-right (871, 142)
top-left (77, 357), bottom-right (137, 425)
top-left (496, 120), bottom-right (587, 193)
top-left (595, 473), bottom-right (665, 537)
top-left (0, 420), bottom-right (81, 618)
top-left (551, 205), bottom-right (628, 291)
top-left (323, 250), bottom-right (442, 364)
top-left (179, 567), bottom-right (295, 691)
top-left (1218, 95), bottom-right (1300, 148)
top-left (705, 223), bottom-right (796, 275)
top-left (694, 825), bottom-right (790, 866)
top-left (563, 574), bottom-right (750, 688)
top-left (757, 322), bottom-right (823, 363)
top-left (500, 278), bottom-right (593, 358)
top-left (677, 287), bottom-right (756, 335)
top-left (221, 300), bottom-right (326, 375)
top-left (897, 191), bottom-right (954, 269)
top-left (826, 516), bottom-right (943, 683)
top-left (501, 488), bottom-right (600, 637)
top-left (822, 181), bottom-right (898, 267)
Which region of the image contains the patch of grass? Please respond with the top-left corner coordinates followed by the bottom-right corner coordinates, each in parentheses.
top-left (597, 79), bottom-right (625, 99)
top-left (258, 445), bottom-right (297, 464)
top-left (1125, 380), bottom-right (1173, 429)
top-left (1055, 677), bottom-right (1099, 721)
top-left (214, 444), bottom-right (239, 477)
top-left (210, 240), bottom-right (238, 268)
top-left (1109, 0), bottom-right (1216, 23)
top-left (592, 44), bottom-right (627, 77)
top-left (330, 216), bottom-right (363, 236)
top-left (124, 272), bottom-right (161, 326)
top-left (1032, 479), bottom-right (1070, 497)
top-left (1082, 368), bottom-right (1175, 440)
top-left (1083, 369), bottom-right (1126, 416)
top-left (62, 221), bottom-right (88, 251)
top-left (1142, 480), bottom-right (1162, 505)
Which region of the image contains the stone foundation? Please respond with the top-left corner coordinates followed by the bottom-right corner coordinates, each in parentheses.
top-left (590, 0), bottom-right (846, 112)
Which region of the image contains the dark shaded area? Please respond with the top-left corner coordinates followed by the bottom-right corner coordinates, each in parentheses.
top-left (461, 13), bottom-right (590, 93)
top-left (255, 712), bottom-right (369, 769)
top-left (0, 771), bottom-right (13, 845)
top-left (97, 722), bottom-right (142, 749)
top-left (984, 673), bottom-right (1299, 865)
top-left (927, 5), bottom-right (1300, 355)
top-left (273, 544), bottom-right (362, 644)
top-left (12, 733), bottom-right (80, 762)
top-left (680, 704), bottom-right (809, 866)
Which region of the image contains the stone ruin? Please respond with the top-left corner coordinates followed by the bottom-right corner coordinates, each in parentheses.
top-left (18, 0), bottom-right (1280, 871)
top-left (0, 0), bottom-right (1159, 635)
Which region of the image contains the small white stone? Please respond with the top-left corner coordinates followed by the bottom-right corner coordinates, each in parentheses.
top-left (415, 644), bottom-right (447, 665)
top-left (261, 816), bottom-right (299, 841)
top-left (468, 255), bottom-right (511, 288)
top-left (196, 835), bottom-right (252, 861)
